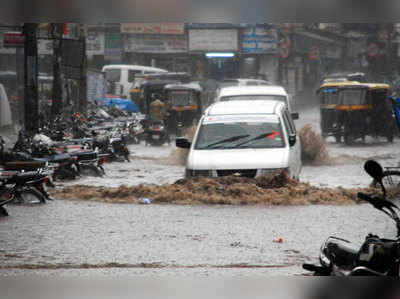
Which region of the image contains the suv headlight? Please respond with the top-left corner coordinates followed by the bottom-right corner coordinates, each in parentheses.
top-left (258, 168), bottom-right (288, 176)
top-left (186, 169), bottom-right (212, 177)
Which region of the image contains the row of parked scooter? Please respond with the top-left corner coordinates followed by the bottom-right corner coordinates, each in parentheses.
top-left (0, 103), bottom-right (151, 216)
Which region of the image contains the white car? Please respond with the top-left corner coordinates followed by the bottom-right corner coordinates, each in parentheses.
top-left (215, 85), bottom-right (296, 115)
top-left (176, 100), bottom-right (302, 180)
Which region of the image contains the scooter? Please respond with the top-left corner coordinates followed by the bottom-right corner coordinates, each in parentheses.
top-left (145, 121), bottom-right (170, 146)
top-left (303, 160), bottom-right (400, 276)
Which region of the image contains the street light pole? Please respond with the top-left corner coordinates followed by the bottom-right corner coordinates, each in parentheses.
top-left (23, 23), bottom-right (39, 134)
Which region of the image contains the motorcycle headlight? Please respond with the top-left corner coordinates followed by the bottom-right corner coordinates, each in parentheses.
top-left (319, 239), bottom-right (332, 268)
top-left (186, 169), bottom-right (212, 177)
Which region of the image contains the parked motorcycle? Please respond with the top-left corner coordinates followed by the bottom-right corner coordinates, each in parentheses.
top-left (303, 160), bottom-right (400, 276)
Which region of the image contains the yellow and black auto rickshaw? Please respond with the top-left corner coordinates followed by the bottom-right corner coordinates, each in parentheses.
top-left (334, 83), bottom-right (396, 144)
top-left (318, 81), bottom-right (360, 142)
top-left (164, 83), bottom-right (203, 135)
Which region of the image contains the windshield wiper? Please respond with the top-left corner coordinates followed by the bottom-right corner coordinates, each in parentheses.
top-left (202, 134), bottom-right (250, 149)
top-left (234, 132), bottom-right (276, 147)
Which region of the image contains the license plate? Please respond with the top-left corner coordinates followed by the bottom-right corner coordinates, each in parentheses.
top-left (152, 135), bottom-right (160, 140)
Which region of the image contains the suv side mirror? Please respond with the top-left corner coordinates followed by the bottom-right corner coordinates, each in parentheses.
top-left (291, 113), bottom-right (299, 120)
top-left (289, 134), bottom-right (296, 147)
top-left (176, 138), bottom-right (191, 149)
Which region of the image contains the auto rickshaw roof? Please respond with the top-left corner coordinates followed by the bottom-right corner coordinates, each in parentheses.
top-left (318, 81), bottom-right (363, 90)
top-left (164, 82), bottom-right (203, 92)
top-left (140, 79), bottom-right (182, 89)
top-left (359, 83), bottom-right (391, 90)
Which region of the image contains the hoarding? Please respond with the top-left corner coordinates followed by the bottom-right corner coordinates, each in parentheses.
top-left (241, 27), bottom-right (278, 54)
top-left (124, 34), bottom-right (187, 53)
top-left (121, 23), bottom-right (185, 35)
top-left (189, 29), bottom-right (238, 52)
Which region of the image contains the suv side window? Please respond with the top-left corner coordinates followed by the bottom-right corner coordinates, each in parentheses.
top-left (282, 109), bottom-right (296, 135)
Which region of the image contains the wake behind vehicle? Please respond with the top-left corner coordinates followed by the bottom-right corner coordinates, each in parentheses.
top-left (176, 100), bottom-right (301, 180)
top-left (303, 160), bottom-right (400, 276)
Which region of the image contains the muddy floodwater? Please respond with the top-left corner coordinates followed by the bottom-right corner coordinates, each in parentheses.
top-left (1, 107), bottom-right (400, 276)
top-left (0, 198), bottom-right (395, 276)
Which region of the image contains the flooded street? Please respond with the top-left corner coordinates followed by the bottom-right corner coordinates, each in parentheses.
top-left (1, 106), bottom-right (399, 276)
top-left (0, 199), bottom-right (395, 276)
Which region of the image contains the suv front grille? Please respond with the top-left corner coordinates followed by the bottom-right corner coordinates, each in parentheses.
top-left (216, 169), bottom-right (257, 178)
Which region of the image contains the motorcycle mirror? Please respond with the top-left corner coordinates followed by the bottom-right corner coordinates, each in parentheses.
top-left (364, 160), bottom-right (386, 197)
top-left (364, 160), bottom-right (384, 182)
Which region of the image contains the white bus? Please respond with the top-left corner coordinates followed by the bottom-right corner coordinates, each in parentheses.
top-left (102, 65), bottom-right (167, 98)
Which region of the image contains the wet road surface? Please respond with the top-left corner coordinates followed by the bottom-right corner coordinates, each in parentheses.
top-left (0, 199), bottom-right (395, 276)
top-left (1, 107), bottom-right (399, 276)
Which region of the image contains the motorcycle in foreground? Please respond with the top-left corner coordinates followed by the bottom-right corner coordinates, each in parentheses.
top-left (303, 160), bottom-right (400, 276)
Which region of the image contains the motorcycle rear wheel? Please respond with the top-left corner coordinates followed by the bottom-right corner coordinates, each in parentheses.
top-left (15, 188), bottom-right (46, 204)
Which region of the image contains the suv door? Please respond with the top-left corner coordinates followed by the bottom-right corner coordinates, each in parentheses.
top-left (282, 108), bottom-right (302, 179)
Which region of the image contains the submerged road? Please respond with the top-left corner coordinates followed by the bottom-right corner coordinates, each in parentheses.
top-left (1, 107), bottom-right (399, 276)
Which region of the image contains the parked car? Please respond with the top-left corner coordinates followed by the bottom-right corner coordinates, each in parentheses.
top-left (214, 85), bottom-right (297, 116)
top-left (176, 100), bottom-right (302, 180)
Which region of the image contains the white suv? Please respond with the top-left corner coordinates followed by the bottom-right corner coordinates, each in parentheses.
top-left (176, 100), bottom-right (302, 180)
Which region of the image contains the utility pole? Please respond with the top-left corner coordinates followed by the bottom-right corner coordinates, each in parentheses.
top-left (51, 23), bottom-right (63, 119)
top-left (78, 24), bottom-right (87, 114)
top-left (23, 23), bottom-right (39, 134)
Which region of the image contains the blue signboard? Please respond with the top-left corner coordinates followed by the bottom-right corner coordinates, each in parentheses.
top-left (87, 70), bottom-right (105, 103)
top-left (242, 27), bottom-right (278, 54)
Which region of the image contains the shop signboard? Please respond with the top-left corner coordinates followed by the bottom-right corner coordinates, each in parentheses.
top-left (0, 32), bottom-right (16, 54)
top-left (105, 32), bottom-right (122, 62)
top-left (241, 27), bottom-right (278, 54)
top-left (121, 23), bottom-right (185, 35)
top-left (124, 34), bottom-right (187, 53)
top-left (189, 29), bottom-right (238, 52)
top-left (86, 31), bottom-right (105, 56)
top-left (3, 32), bottom-right (24, 48)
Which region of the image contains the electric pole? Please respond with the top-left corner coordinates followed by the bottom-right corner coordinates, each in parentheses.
top-left (51, 23), bottom-right (63, 119)
top-left (23, 23), bottom-right (39, 134)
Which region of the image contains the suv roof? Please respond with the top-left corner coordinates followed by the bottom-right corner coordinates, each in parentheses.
top-left (205, 100), bottom-right (285, 116)
top-left (218, 85), bottom-right (288, 98)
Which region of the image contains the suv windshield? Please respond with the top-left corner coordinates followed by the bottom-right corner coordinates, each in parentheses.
top-left (220, 95), bottom-right (287, 104)
top-left (195, 121), bottom-right (285, 149)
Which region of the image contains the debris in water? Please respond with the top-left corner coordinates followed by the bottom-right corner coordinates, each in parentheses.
top-left (50, 170), bottom-right (381, 206)
top-left (139, 198), bottom-right (151, 204)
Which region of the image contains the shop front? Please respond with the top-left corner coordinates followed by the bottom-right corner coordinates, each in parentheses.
top-left (121, 23), bottom-right (189, 73)
top-left (188, 28), bottom-right (239, 80)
